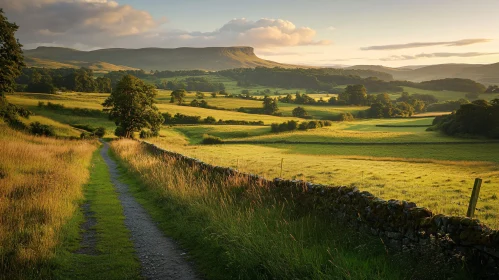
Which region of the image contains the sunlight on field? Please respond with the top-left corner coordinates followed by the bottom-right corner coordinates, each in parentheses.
top-left (0, 123), bottom-right (97, 275)
top-left (149, 140), bottom-right (499, 229)
top-left (19, 115), bottom-right (82, 137)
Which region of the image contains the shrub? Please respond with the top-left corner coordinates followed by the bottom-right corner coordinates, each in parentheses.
top-left (201, 134), bottom-right (224, 144)
top-left (204, 116), bottom-right (216, 124)
top-left (29, 122), bottom-right (55, 137)
top-left (80, 132), bottom-right (92, 139)
top-left (338, 112), bottom-right (355, 121)
top-left (94, 127), bottom-right (106, 138)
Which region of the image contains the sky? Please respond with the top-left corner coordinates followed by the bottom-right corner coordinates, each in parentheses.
top-left (2, 0), bottom-right (499, 67)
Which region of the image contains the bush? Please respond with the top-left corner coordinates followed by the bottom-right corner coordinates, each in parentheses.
top-left (204, 116), bottom-right (216, 124)
top-left (29, 122), bottom-right (55, 137)
top-left (94, 127), bottom-right (106, 138)
top-left (338, 112), bottom-right (355, 121)
top-left (201, 134), bottom-right (224, 144)
top-left (114, 126), bottom-right (126, 137)
top-left (80, 132), bottom-right (92, 139)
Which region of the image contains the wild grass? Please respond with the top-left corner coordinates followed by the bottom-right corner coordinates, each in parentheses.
top-left (19, 115), bottom-right (82, 137)
top-left (148, 140), bottom-right (499, 229)
top-left (110, 139), bottom-right (416, 279)
top-left (0, 123), bottom-right (98, 278)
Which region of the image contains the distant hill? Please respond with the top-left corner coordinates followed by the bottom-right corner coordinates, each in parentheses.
top-left (24, 46), bottom-right (298, 72)
top-left (25, 57), bottom-right (139, 72)
top-left (348, 63), bottom-right (499, 84)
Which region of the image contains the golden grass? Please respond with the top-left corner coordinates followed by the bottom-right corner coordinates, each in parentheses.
top-left (148, 140), bottom-right (499, 229)
top-left (0, 123), bottom-right (97, 275)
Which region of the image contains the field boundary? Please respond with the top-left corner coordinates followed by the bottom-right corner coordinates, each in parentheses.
top-left (140, 140), bottom-right (499, 277)
top-left (222, 140), bottom-right (499, 145)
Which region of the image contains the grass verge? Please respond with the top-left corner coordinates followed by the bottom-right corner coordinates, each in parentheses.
top-left (52, 148), bottom-right (141, 280)
top-left (109, 139), bottom-right (463, 279)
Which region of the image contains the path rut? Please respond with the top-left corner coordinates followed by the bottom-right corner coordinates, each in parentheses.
top-left (100, 142), bottom-right (200, 280)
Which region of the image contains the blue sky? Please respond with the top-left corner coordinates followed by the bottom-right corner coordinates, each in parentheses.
top-left (2, 0), bottom-right (498, 66)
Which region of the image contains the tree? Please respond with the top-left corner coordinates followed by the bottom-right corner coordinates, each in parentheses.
top-left (345, 85), bottom-right (368, 105)
top-left (102, 75), bottom-right (164, 138)
top-left (376, 93), bottom-right (391, 104)
top-left (171, 89), bottom-right (186, 105)
top-left (0, 9), bottom-right (24, 97)
top-left (196, 91), bottom-right (205, 99)
top-left (292, 106), bottom-right (308, 118)
top-left (262, 95), bottom-right (279, 115)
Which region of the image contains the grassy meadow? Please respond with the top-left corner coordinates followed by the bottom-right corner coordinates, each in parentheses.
top-left (0, 122), bottom-right (98, 278)
top-left (6, 91), bottom-right (499, 230)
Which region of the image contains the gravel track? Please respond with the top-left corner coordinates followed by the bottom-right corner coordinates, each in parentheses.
top-left (100, 142), bottom-right (200, 280)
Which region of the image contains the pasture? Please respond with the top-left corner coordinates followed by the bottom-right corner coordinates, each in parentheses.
top-left (6, 91), bottom-right (499, 229)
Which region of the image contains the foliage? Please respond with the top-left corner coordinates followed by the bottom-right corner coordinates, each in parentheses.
top-left (0, 9), bottom-right (24, 97)
top-left (339, 85), bottom-right (368, 105)
top-left (140, 129), bottom-right (159, 139)
top-left (426, 99), bottom-right (470, 112)
top-left (162, 112), bottom-right (264, 126)
top-left (291, 106), bottom-right (308, 118)
top-left (17, 68), bottom-right (112, 94)
top-left (431, 99), bottom-right (499, 138)
top-left (170, 89), bottom-right (187, 105)
top-left (218, 67), bottom-right (396, 93)
top-left (271, 120), bottom-right (331, 133)
top-left (157, 77), bottom-right (225, 92)
top-left (201, 134), bottom-right (224, 144)
top-left (103, 75), bottom-right (164, 138)
top-left (262, 95), bottom-right (279, 115)
top-left (338, 112), bottom-right (355, 121)
top-left (29, 121), bottom-right (56, 136)
top-left (485, 85), bottom-right (499, 93)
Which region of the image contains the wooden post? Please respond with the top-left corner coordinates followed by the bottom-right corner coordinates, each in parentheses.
top-left (280, 158), bottom-right (284, 178)
top-left (467, 178), bottom-right (482, 218)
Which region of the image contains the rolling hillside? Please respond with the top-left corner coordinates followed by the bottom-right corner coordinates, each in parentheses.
top-left (24, 46), bottom-right (297, 71)
top-left (348, 63), bottom-right (499, 84)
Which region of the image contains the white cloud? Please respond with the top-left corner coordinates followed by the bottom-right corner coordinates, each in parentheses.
top-left (1, 1), bottom-right (328, 50)
top-left (380, 52), bottom-right (499, 61)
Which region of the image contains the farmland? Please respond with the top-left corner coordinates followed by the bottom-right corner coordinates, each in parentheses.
top-left (6, 91), bottom-right (499, 230)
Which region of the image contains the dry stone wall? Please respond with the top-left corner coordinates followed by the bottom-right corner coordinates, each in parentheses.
top-left (141, 141), bottom-right (499, 277)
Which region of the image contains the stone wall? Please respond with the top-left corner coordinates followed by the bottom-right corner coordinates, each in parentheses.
top-left (141, 141), bottom-right (499, 277)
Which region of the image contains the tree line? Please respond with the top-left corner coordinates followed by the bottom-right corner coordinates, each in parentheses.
top-left (15, 68), bottom-right (111, 94)
top-left (431, 99), bottom-right (499, 139)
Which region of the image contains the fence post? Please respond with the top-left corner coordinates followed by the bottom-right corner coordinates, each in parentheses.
top-left (466, 178), bottom-right (482, 218)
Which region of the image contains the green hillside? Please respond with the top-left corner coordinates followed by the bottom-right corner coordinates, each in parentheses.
top-left (23, 46), bottom-right (298, 71)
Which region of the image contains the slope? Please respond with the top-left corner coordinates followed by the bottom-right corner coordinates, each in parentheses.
top-left (24, 46), bottom-right (297, 71)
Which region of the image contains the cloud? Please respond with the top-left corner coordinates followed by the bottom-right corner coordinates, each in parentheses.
top-left (361, 38), bottom-right (492, 51)
top-left (162, 18), bottom-right (331, 48)
top-left (1, 1), bottom-right (328, 50)
top-left (380, 52), bottom-right (499, 61)
top-left (327, 26), bottom-right (336, 31)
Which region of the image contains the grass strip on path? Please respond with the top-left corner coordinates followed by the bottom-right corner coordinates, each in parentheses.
top-left (53, 148), bottom-right (141, 280)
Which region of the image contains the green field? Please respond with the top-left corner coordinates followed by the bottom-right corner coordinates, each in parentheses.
top-left (6, 91), bottom-right (499, 229)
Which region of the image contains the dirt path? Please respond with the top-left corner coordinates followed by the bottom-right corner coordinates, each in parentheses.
top-left (100, 142), bottom-right (200, 280)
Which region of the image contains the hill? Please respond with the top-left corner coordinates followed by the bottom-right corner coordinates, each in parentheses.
top-left (348, 63), bottom-right (499, 84)
top-left (24, 46), bottom-right (298, 71)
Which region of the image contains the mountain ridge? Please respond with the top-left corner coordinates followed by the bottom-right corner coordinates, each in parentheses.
top-left (24, 46), bottom-right (300, 72)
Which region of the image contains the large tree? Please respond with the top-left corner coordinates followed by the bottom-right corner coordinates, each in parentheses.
top-left (103, 75), bottom-right (164, 138)
top-left (0, 9), bottom-right (24, 97)
top-left (170, 89), bottom-right (186, 105)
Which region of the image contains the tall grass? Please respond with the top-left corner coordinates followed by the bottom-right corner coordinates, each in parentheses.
top-left (0, 123), bottom-right (97, 278)
top-left (111, 139), bottom-right (415, 279)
